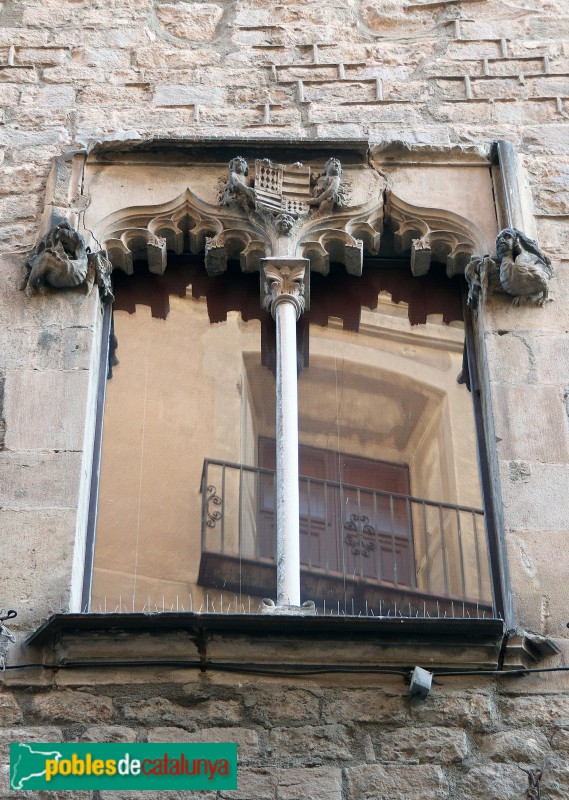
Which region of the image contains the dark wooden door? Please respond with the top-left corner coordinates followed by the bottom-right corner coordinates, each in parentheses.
top-left (258, 438), bottom-right (415, 587)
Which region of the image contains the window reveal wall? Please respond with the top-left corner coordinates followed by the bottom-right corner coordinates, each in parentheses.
top-left (91, 259), bottom-right (491, 614)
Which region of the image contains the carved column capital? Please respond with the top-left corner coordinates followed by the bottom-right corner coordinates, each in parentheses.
top-left (261, 257), bottom-right (310, 320)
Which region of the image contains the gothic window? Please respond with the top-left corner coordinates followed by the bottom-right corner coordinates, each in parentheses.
top-left (88, 255), bottom-right (492, 618)
top-left (81, 146), bottom-right (502, 620)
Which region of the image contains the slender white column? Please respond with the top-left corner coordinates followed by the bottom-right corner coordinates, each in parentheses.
top-left (274, 296), bottom-right (301, 606)
top-left (261, 257), bottom-right (308, 609)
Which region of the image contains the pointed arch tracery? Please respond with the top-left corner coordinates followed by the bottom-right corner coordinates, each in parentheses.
top-left (90, 183), bottom-right (489, 289)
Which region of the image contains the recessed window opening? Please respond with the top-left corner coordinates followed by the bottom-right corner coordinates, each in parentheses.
top-left (90, 253), bottom-right (493, 618)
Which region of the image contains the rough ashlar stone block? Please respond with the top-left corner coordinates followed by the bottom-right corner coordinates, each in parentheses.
top-left (408, 691), bottom-right (497, 732)
top-left (0, 726), bottom-right (64, 759)
top-left (498, 695), bottom-right (569, 727)
top-left (4, 369), bottom-right (90, 451)
top-left (32, 690), bottom-right (113, 724)
top-left (551, 727), bottom-right (569, 754)
top-left (492, 384), bottom-right (569, 463)
top-left (375, 726), bottom-right (468, 764)
top-left (153, 83), bottom-right (225, 107)
top-left (268, 725), bottom-right (354, 763)
top-left (219, 768), bottom-right (274, 800)
top-left (321, 689), bottom-right (405, 725)
top-left (500, 461), bottom-right (569, 532)
top-left (0, 692), bottom-right (23, 725)
top-left (458, 764), bottom-right (529, 800)
top-left (242, 686), bottom-right (320, 725)
top-left (80, 725), bottom-right (137, 743)
top-left (155, 3), bottom-right (223, 42)
top-left (506, 530), bottom-right (569, 636)
top-left (346, 764), bottom-right (448, 800)
top-left (480, 729), bottom-right (550, 762)
top-left (276, 766), bottom-right (343, 800)
top-left (120, 696), bottom-right (242, 727)
top-left (147, 726), bottom-right (259, 760)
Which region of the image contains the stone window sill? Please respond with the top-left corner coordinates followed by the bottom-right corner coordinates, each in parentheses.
top-left (27, 613), bottom-right (515, 672)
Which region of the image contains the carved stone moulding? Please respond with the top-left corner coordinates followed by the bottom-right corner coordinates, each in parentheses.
top-left (385, 191), bottom-right (489, 278)
top-left (92, 166), bottom-right (385, 282)
top-left (96, 190), bottom-right (233, 276)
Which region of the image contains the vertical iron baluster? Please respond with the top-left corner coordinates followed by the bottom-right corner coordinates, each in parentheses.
top-left (221, 463), bottom-right (226, 554)
top-left (406, 496), bottom-right (414, 588)
top-left (373, 489), bottom-right (381, 582)
top-left (307, 477), bottom-right (313, 569)
top-left (255, 466), bottom-right (260, 560)
top-left (201, 461), bottom-right (208, 552)
top-left (237, 464), bottom-right (246, 560)
top-left (422, 501), bottom-right (431, 593)
top-left (439, 504), bottom-right (450, 597)
top-left (390, 494), bottom-right (397, 585)
top-left (472, 510), bottom-right (483, 600)
top-left (238, 465), bottom-right (243, 603)
top-left (324, 481), bottom-right (330, 573)
top-left (456, 508), bottom-right (466, 598)
top-left (357, 486), bottom-right (363, 578)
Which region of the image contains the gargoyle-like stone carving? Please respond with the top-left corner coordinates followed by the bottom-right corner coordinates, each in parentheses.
top-left (24, 220), bottom-right (113, 302)
top-left (261, 258), bottom-right (309, 319)
top-left (25, 220), bottom-right (88, 295)
top-left (386, 191), bottom-right (488, 278)
top-left (465, 228), bottom-right (553, 308)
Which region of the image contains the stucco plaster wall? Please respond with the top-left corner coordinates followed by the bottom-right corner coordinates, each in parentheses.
top-left (1, 0), bottom-right (568, 797)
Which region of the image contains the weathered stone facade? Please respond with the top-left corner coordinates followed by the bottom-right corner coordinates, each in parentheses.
top-left (1, 0), bottom-right (569, 798)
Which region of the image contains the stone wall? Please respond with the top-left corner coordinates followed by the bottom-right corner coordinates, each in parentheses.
top-left (1, 0), bottom-right (569, 798)
top-left (2, 671), bottom-right (569, 799)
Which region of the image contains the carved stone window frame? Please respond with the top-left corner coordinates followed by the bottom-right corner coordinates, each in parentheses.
top-left (29, 138), bottom-right (535, 630)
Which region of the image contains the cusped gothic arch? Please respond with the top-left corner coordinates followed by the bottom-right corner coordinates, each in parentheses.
top-left (92, 188), bottom-right (272, 277)
top-left (385, 190), bottom-right (490, 278)
top-left (88, 180), bottom-right (490, 289)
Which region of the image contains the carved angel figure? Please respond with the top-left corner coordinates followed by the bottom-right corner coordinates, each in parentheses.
top-left (25, 220), bottom-right (89, 296)
top-left (465, 228), bottom-right (552, 308)
top-left (495, 227), bottom-right (552, 306)
top-left (220, 156), bottom-right (256, 208)
top-left (308, 158), bottom-right (343, 212)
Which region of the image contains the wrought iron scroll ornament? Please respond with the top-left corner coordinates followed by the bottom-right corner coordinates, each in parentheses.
top-left (465, 227), bottom-right (553, 308)
top-left (204, 485), bottom-right (223, 529)
top-left (24, 220), bottom-right (113, 303)
top-left (344, 514), bottom-right (377, 557)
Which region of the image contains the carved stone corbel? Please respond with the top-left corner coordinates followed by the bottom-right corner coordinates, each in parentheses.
top-left (261, 258), bottom-right (310, 319)
top-left (465, 228), bottom-right (553, 308)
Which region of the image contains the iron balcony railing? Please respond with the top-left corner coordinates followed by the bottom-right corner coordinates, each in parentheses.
top-left (199, 458), bottom-right (494, 618)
